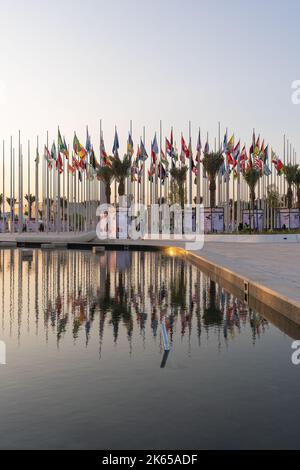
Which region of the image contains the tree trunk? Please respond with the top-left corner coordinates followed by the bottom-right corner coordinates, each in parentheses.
top-left (209, 178), bottom-right (216, 208)
top-left (118, 178), bottom-right (125, 197)
top-left (297, 186), bottom-right (300, 211)
top-left (105, 184), bottom-right (111, 204)
top-left (250, 188), bottom-right (256, 210)
top-left (287, 185), bottom-right (293, 209)
top-left (179, 186), bottom-right (185, 209)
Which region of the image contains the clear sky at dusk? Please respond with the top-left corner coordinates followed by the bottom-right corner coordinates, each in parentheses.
top-left (0, 0), bottom-right (300, 157)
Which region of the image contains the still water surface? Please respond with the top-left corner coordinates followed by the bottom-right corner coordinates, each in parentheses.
top-left (0, 248), bottom-right (299, 449)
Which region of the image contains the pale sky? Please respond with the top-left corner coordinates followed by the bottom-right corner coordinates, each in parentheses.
top-left (0, 0), bottom-right (300, 158)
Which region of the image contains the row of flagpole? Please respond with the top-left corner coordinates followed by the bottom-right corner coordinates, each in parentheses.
top-left (0, 120), bottom-right (298, 234)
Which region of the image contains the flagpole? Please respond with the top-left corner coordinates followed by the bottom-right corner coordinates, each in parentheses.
top-left (2, 140), bottom-right (4, 233)
top-left (57, 127), bottom-right (61, 233)
top-left (12, 146), bottom-right (15, 233)
top-left (10, 137), bottom-right (12, 233)
top-left (67, 145), bottom-right (70, 232)
top-left (237, 147), bottom-right (241, 231)
top-left (143, 126), bottom-right (146, 207)
top-left (188, 120), bottom-right (192, 206)
top-left (218, 122), bottom-right (221, 206)
top-left (196, 128), bottom-right (201, 205)
top-left (18, 131), bottom-right (23, 233)
top-left (225, 128), bottom-right (229, 232)
top-left (62, 141), bottom-right (65, 232)
top-left (46, 131), bottom-right (49, 233)
top-left (159, 120), bottom-right (162, 204)
top-left (35, 136), bottom-right (39, 232)
top-left (28, 140), bottom-right (30, 225)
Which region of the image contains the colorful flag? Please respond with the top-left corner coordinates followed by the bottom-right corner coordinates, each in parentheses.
top-left (73, 133), bottom-right (87, 160)
top-left (90, 147), bottom-right (99, 170)
top-left (140, 139), bottom-right (148, 161)
top-left (160, 148), bottom-right (168, 167)
top-left (158, 162), bottom-right (166, 183)
top-left (181, 135), bottom-right (189, 159)
top-left (227, 135), bottom-right (234, 153)
top-left (151, 134), bottom-right (159, 163)
top-left (112, 129), bottom-right (119, 156)
top-left (44, 146), bottom-right (53, 169)
top-left (233, 141), bottom-right (240, 161)
top-left (86, 128), bottom-right (92, 154)
top-left (127, 133), bottom-right (134, 157)
top-left (56, 153), bottom-right (63, 174)
top-left (51, 142), bottom-right (57, 161)
top-left (204, 140), bottom-right (209, 155)
top-left (196, 130), bottom-right (202, 162)
top-left (223, 131), bottom-right (228, 153)
top-left (263, 164), bottom-right (272, 176)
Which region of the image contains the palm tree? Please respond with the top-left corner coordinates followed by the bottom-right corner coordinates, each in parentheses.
top-left (97, 166), bottom-right (114, 204)
top-left (170, 166), bottom-right (188, 209)
top-left (25, 193), bottom-right (36, 220)
top-left (202, 152), bottom-right (224, 208)
top-left (111, 154), bottom-right (131, 197)
top-left (6, 197), bottom-right (17, 219)
top-left (295, 168), bottom-right (300, 211)
top-left (0, 194), bottom-right (3, 218)
top-left (283, 164), bottom-right (298, 209)
top-left (243, 167), bottom-right (260, 231)
top-left (243, 167), bottom-right (260, 210)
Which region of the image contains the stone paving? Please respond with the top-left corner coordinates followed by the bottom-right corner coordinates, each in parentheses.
top-left (196, 242), bottom-right (300, 305)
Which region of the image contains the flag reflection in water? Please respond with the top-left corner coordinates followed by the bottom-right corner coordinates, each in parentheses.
top-left (0, 248), bottom-right (269, 358)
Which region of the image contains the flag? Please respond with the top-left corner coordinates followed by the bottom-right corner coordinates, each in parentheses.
top-left (112, 129), bottom-right (119, 156)
top-left (196, 130), bottom-right (202, 162)
top-left (240, 145), bottom-right (248, 162)
top-left (58, 129), bottom-right (69, 159)
top-left (263, 145), bottom-right (269, 163)
top-left (51, 142), bottom-right (57, 161)
top-left (254, 156), bottom-right (263, 174)
top-left (73, 133), bottom-right (87, 160)
top-left (58, 128), bottom-right (64, 153)
top-left (160, 148), bottom-right (168, 167)
top-left (136, 144), bottom-right (141, 162)
top-left (223, 131), bottom-right (228, 153)
top-left (127, 133), bottom-right (134, 157)
top-left (90, 147), bottom-right (99, 170)
top-left (227, 135), bottom-right (234, 153)
top-left (44, 146), bottom-right (53, 169)
top-left (56, 153), bottom-right (63, 174)
top-left (204, 140), bottom-right (209, 155)
top-left (72, 154), bottom-right (80, 171)
top-left (35, 148), bottom-right (40, 164)
top-left (191, 158), bottom-right (197, 174)
top-left (140, 139), bottom-right (148, 161)
top-left (158, 162), bottom-right (166, 183)
top-left (233, 141), bottom-right (240, 161)
top-left (151, 134), bottom-right (159, 163)
top-left (263, 164), bottom-right (272, 176)
top-left (63, 137), bottom-right (69, 159)
top-left (181, 136), bottom-right (189, 159)
top-left (86, 128), bottom-right (92, 154)
top-left (166, 138), bottom-right (172, 157)
top-left (272, 150), bottom-right (283, 174)
top-left (250, 130), bottom-right (256, 156)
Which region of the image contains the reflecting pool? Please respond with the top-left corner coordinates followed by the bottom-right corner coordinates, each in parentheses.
top-left (0, 249), bottom-right (299, 449)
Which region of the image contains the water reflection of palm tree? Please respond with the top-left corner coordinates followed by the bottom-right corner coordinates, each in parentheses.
top-left (203, 280), bottom-right (223, 327)
top-left (98, 272), bottom-right (133, 343)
